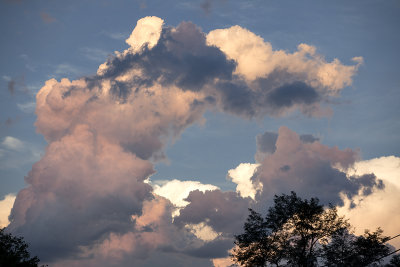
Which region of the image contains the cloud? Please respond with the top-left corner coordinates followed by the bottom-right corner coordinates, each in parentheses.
top-left (175, 190), bottom-right (250, 235)
top-left (338, 156), bottom-right (400, 249)
top-left (95, 17), bottom-right (360, 118)
top-left (7, 16), bottom-right (363, 265)
top-left (125, 16), bottom-right (164, 53)
top-left (2, 75), bottom-right (11, 82)
top-left (0, 194), bottom-right (16, 228)
top-left (2, 136), bottom-right (24, 151)
top-left (53, 63), bottom-right (82, 77)
top-left (252, 127), bottom-right (384, 206)
top-left (80, 47), bottom-right (110, 62)
top-left (40, 12), bottom-right (56, 23)
top-left (101, 31), bottom-right (128, 40)
top-left (174, 189), bottom-right (250, 259)
top-left (207, 28), bottom-right (361, 91)
top-left (255, 130), bottom-right (320, 162)
top-left (212, 257), bottom-right (235, 267)
top-left (0, 136), bottom-right (41, 169)
top-left (8, 125), bottom-right (154, 261)
top-left (17, 101), bottom-right (36, 113)
top-left (152, 179), bottom-right (219, 212)
top-left (227, 163), bottom-right (261, 199)
top-left (185, 222), bottom-right (221, 242)
top-left (255, 131), bottom-right (278, 162)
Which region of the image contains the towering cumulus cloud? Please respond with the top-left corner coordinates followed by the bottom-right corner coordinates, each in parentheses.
top-left (7, 16), bottom-right (366, 266)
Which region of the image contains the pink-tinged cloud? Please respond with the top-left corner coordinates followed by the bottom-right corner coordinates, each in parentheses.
top-left (40, 12), bottom-right (56, 23)
top-left (8, 125), bottom-right (154, 260)
top-left (7, 16), bottom-right (365, 265)
top-left (253, 126), bottom-right (383, 206)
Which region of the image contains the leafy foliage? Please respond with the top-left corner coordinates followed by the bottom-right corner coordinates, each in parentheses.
top-left (322, 227), bottom-right (390, 266)
top-left (0, 228), bottom-right (41, 267)
top-left (386, 253), bottom-right (400, 267)
top-left (232, 192), bottom-right (393, 267)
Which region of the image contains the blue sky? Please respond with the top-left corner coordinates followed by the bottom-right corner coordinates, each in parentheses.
top-left (0, 0), bottom-right (399, 266)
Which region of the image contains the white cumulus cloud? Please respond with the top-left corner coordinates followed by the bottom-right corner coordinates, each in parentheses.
top-left (0, 194), bottom-right (16, 228)
top-left (227, 163), bottom-right (261, 199)
top-left (338, 156), bottom-right (400, 249)
top-left (152, 179), bottom-right (219, 216)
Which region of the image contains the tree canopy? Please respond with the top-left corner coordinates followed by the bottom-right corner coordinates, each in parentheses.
top-left (232, 192), bottom-right (394, 267)
top-left (0, 227), bottom-right (42, 267)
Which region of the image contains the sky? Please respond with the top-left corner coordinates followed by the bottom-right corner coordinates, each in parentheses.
top-left (0, 0), bottom-right (399, 266)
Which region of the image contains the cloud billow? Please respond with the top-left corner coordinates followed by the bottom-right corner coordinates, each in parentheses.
top-left (252, 127), bottom-right (384, 207)
top-left (6, 16), bottom-right (364, 266)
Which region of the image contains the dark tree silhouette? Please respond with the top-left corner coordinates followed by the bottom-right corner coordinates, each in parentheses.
top-left (322, 227), bottom-right (390, 266)
top-left (386, 253), bottom-right (400, 267)
top-left (349, 228), bottom-right (390, 266)
top-left (322, 227), bottom-right (358, 266)
top-left (0, 227), bottom-right (42, 267)
top-left (232, 192), bottom-right (393, 267)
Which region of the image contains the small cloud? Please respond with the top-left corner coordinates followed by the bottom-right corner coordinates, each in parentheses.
top-left (17, 101), bottom-right (36, 113)
top-left (0, 136), bottom-right (42, 169)
top-left (212, 254), bottom-right (235, 267)
top-left (151, 179), bottom-right (219, 216)
top-left (80, 47), bottom-right (110, 62)
top-left (185, 222), bottom-right (221, 241)
top-left (40, 12), bottom-right (56, 23)
top-left (352, 56), bottom-right (364, 65)
top-left (101, 31), bottom-right (128, 40)
top-left (19, 54), bottom-right (29, 60)
top-left (53, 63), bottom-right (82, 78)
top-left (2, 136), bottom-right (24, 151)
top-left (2, 75), bottom-right (11, 82)
top-left (25, 64), bottom-right (36, 72)
top-left (227, 163), bottom-right (261, 199)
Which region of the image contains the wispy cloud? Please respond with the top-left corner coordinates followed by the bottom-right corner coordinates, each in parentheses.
top-left (2, 75), bottom-right (11, 82)
top-left (40, 12), bottom-right (56, 23)
top-left (101, 30), bottom-right (128, 40)
top-left (17, 101), bottom-right (36, 113)
top-left (52, 63), bottom-right (83, 78)
top-left (80, 47), bottom-right (110, 62)
top-left (0, 136), bottom-right (42, 170)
